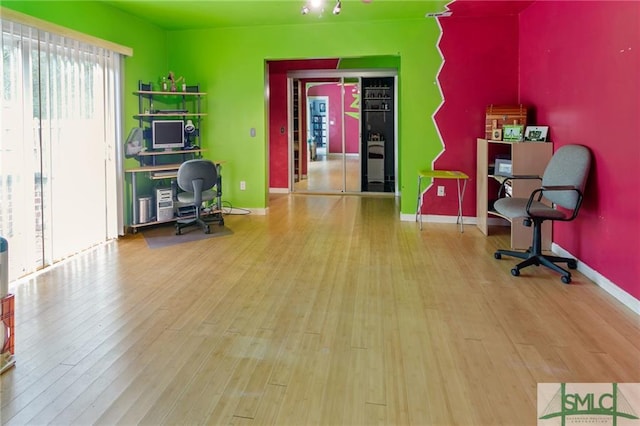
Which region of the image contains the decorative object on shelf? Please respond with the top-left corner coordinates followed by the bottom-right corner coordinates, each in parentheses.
top-left (492, 128), bottom-right (503, 141)
top-left (319, 102), bottom-right (326, 112)
top-left (524, 125), bottom-right (549, 142)
top-left (503, 124), bottom-right (524, 142)
top-left (485, 104), bottom-right (528, 140)
top-left (494, 157), bottom-right (513, 176)
top-left (167, 71), bottom-right (184, 92)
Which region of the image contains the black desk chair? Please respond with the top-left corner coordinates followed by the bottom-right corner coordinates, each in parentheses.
top-left (175, 159), bottom-right (220, 235)
top-left (493, 144), bottom-right (591, 284)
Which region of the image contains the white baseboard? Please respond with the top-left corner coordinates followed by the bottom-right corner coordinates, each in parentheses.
top-left (246, 207), bottom-right (267, 215)
top-left (269, 188), bottom-right (289, 194)
top-left (400, 213), bottom-right (477, 224)
top-left (400, 214), bottom-right (639, 315)
top-left (400, 214), bottom-right (508, 226)
top-left (552, 243), bottom-right (639, 315)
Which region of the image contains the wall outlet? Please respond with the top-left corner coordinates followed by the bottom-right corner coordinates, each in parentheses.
top-left (240, 181), bottom-right (246, 190)
top-left (437, 185), bottom-right (445, 197)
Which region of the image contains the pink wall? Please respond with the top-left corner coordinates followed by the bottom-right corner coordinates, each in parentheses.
top-left (431, 14), bottom-right (520, 215)
top-left (519, 1), bottom-right (640, 299)
top-left (307, 83), bottom-right (359, 155)
top-left (434, 1), bottom-right (639, 300)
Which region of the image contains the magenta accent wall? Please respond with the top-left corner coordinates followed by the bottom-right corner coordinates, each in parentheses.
top-left (519, 1), bottom-right (640, 299)
top-left (431, 15), bottom-right (520, 215)
top-left (268, 59), bottom-right (339, 189)
top-left (307, 83), bottom-right (359, 155)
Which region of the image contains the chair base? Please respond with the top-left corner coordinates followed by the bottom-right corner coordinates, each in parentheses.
top-left (494, 248), bottom-right (577, 284)
top-left (175, 212), bottom-right (224, 235)
top-left (176, 217), bottom-right (211, 235)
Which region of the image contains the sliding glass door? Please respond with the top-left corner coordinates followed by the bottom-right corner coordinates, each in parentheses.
top-left (291, 76), bottom-right (361, 193)
top-left (1, 20), bottom-right (120, 282)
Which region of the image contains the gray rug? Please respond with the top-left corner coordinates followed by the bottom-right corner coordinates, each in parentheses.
top-left (142, 223), bottom-right (233, 249)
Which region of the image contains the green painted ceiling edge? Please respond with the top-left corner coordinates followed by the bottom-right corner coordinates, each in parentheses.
top-left (100, 0), bottom-right (451, 31)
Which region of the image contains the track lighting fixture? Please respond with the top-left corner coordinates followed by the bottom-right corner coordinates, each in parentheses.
top-left (301, 0), bottom-right (344, 16)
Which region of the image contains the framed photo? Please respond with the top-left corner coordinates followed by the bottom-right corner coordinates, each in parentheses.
top-left (502, 125), bottom-right (524, 142)
top-left (319, 102), bottom-right (326, 113)
top-left (491, 128), bottom-right (503, 141)
top-left (524, 125), bottom-right (549, 142)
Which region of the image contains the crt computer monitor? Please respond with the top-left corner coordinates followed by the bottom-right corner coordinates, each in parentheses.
top-left (152, 120), bottom-right (184, 150)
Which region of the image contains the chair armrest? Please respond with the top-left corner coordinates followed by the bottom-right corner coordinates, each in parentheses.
top-left (525, 186), bottom-right (584, 221)
top-left (508, 174), bottom-right (542, 180)
top-left (496, 175), bottom-right (542, 198)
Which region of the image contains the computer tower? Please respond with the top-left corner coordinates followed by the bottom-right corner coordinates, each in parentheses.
top-left (155, 187), bottom-right (174, 221)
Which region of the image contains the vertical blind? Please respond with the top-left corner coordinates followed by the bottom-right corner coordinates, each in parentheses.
top-left (1, 19), bottom-right (121, 282)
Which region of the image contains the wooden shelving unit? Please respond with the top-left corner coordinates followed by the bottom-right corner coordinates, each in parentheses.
top-left (476, 138), bottom-right (553, 249)
top-left (124, 81), bottom-right (220, 232)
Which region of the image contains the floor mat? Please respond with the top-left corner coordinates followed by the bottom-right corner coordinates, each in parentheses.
top-left (141, 223), bottom-right (233, 249)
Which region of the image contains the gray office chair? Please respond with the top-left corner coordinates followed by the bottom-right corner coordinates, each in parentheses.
top-left (493, 144), bottom-right (591, 284)
top-left (175, 159), bottom-right (222, 235)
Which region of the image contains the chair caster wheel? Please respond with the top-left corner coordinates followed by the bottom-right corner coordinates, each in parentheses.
top-left (494, 252), bottom-right (502, 259)
top-left (568, 260), bottom-right (577, 270)
top-left (561, 275), bottom-right (571, 284)
top-left (511, 268), bottom-right (520, 277)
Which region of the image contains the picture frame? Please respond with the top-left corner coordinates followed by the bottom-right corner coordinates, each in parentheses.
top-left (524, 125), bottom-right (549, 142)
top-left (319, 102), bottom-right (326, 113)
top-left (491, 128), bottom-right (503, 141)
top-left (502, 124), bottom-right (524, 142)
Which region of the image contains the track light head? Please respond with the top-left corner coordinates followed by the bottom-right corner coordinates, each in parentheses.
top-left (301, 5), bottom-right (310, 14)
top-left (332, 0), bottom-right (341, 15)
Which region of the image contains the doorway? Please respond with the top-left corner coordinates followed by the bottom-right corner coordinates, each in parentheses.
top-left (291, 77), bottom-right (362, 193)
top-left (288, 70), bottom-right (396, 194)
top-left (307, 95), bottom-right (329, 159)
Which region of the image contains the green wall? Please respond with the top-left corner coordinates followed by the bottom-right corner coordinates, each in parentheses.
top-left (166, 21), bottom-right (443, 213)
top-left (3, 2), bottom-right (445, 215)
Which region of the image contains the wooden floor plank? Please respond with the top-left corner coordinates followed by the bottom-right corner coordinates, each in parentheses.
top-left (1, 194), bottom-right (638, 425)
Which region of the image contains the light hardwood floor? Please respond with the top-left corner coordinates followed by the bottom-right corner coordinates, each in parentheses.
top-left (1, 194), bottom-right (639, 425)
top-left (294, 155), bottom-right (362, 193)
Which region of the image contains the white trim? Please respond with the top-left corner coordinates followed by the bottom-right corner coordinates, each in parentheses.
top-left (400, 213), bottom-right (477, 225)
top-left (269, 187), bottom-right (289, 194)
top-left (552, 243), bottom-right (640, 315)
top-left (1, 7), bottom-right (133, 56)
top-left (288, 69), bottom-right (397, 79)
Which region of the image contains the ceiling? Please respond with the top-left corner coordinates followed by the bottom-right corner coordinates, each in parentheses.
top-left (100, 0), bottom-right (534, 32)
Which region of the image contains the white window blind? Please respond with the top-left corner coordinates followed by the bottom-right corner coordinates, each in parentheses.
top-left (1, 18), bottom-right (121, 282)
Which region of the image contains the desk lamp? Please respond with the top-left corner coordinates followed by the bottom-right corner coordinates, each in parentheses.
top-left (125, 127), bottom-right (144, 157)
top-left (184, 119), bottom-right (196, 148)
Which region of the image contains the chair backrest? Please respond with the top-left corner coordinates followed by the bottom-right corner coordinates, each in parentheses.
top-left (176, 159), bottom-right (218, 194)
top-left (542, 144), bottom-right (591, 210)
